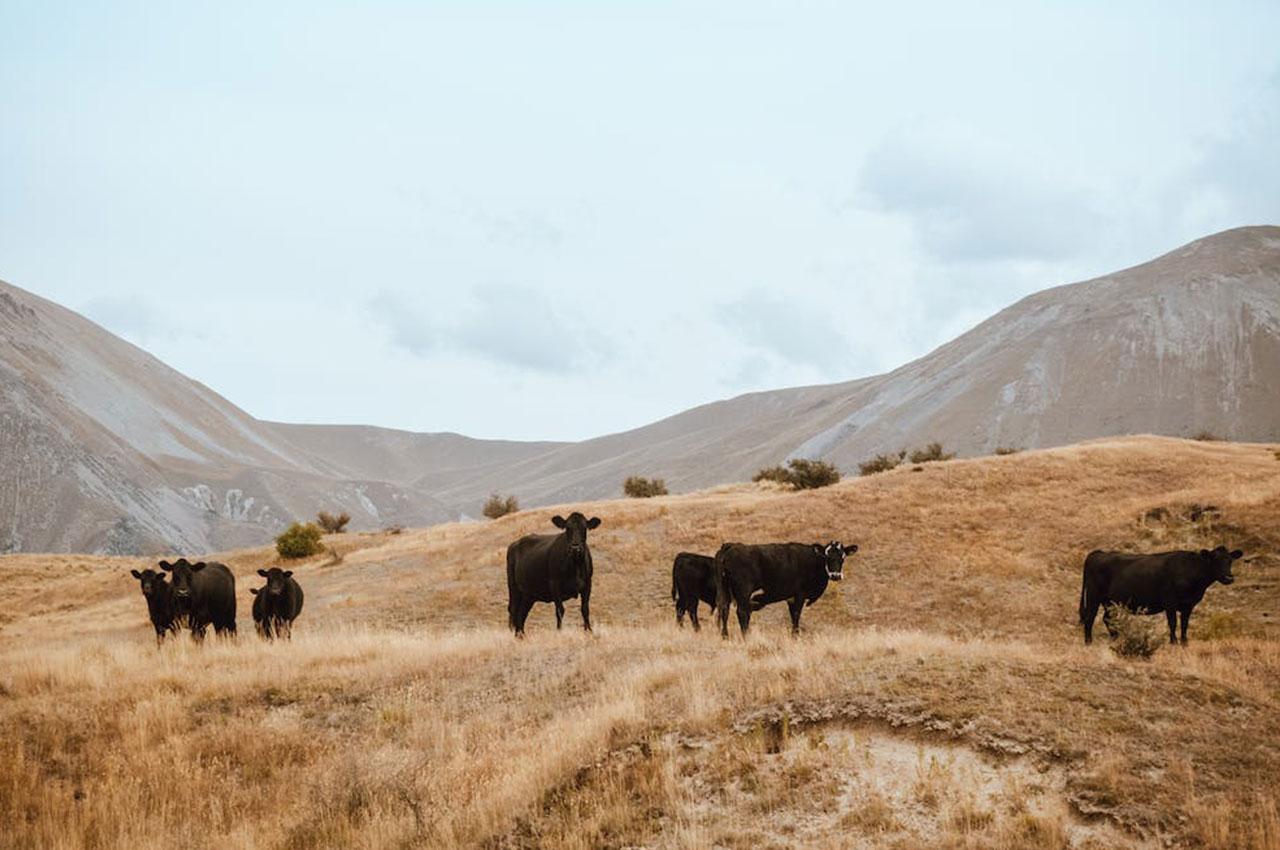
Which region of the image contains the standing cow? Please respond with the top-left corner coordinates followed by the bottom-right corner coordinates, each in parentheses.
top-left (507, 512), bottom-right (601, 637)
top-left (716, 541), bottom-right (857, 637)
top-left (250, 567), bottom-right (304, 639)
top-left (159, 558), bottom-right (237, 640)
top-left (671, 552), bottom-right (717, 631)
top-left (1079, 546), bottom-right (1243, 645)
top-left (129, 568), bottom-right (178, 646)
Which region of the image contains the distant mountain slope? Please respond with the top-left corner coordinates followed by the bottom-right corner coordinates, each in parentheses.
top-left (0, 281), bottom-right (468, 553)
top-left (3, 225), bottom-right (1278, 552)
top-left (392, 226), bottom-right (1280, 508)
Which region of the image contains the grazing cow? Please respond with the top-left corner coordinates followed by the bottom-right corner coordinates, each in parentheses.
top-left (716, 541), bottom-right (857, 637)
top-left (129, 568), bottom-right (178, 645)
top-left (250, 568), bottom-right (304, 639)
top-left (1079, 546), bottom-right (1243, 645)
top-left (671, 552), bottom-right (716, 631)
top-left (507, 512), bottom-right (601, 637)
top-left (159, 558), bottom-right (237, 640)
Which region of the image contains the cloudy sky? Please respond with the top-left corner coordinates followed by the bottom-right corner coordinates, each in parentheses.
top-left (2, 1), bottom-right (1278, 441)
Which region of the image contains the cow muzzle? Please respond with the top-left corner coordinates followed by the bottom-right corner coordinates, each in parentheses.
top-left (827, 571), bottom-right (843, 581)
top-left (1221, 575), bottom-right (1235, 585)
top-left (175, 588), bottom-right (192, 598)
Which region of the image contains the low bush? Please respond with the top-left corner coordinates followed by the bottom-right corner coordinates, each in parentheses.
top-left (316, 511), bottom-right (351, 534)
top-left (994, 446), bottom-right (1022, 456)
top-left (858, 450), bottom-right (906, 476)
top-left (622, 476), bottom-right (669, 498)
top-left (1106, 605), bottom-right (1161, 660)
top-left (753, 458), bottom-right (840, 490)
top-left (275, 523), bottom-right (324, 559)
top-left (908, 442), bottom-right (955, 464)
top-left (482, 493), bottom-right (519, 519)
top-left (1192, 431), bottom-right (1219, 442)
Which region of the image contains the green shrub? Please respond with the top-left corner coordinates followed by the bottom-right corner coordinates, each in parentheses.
top-left (1106, 606), bottom-right (1161, 660)
top-left (622, 476), bottom-right (668, 498)
top-left (482, 493), bottom-right (519, 519)
top-left (908, 442), bottom-right (955, 464)
top-left (994, 446), bottom-right (1022, 456)
top-left (858, 450), bottom-right (906, 476)
top-left (275, 522), bottom-right (324, 559)
top-left (753, 458), bottom-right (841, 490)
top-left (316, 511), bottom-right (351, 534)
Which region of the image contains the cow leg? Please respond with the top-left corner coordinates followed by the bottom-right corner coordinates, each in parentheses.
top-left (1166, 609), bottom-right (1178, 645)
top-left (1082, 599), bottom-right (1100, 644)
top-left (515, 597), bottom-right (535, 638)
top-left (554, 600), bottom-right (565, 630)
top-left (689, 602), bottom-right (701, 632)
top-left (580, 591), bottom-right (592, 633)
top-left (1180, 609), bottom-right (1191, 646)
top-left (788, 598), bottom-right (804, 635)
top-left (676, 597), bottom-right (685, 628)
top-left (735, 601), bottom-right (751, 637)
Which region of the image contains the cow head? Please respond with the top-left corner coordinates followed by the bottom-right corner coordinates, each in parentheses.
top-left (552, 513), bottom-right (601, 589)
top-left (1200, 547), bottom-right (1243, 585)
top-left (159, 558), bottom-right (207, 608)
top-left (130, 568), bottom-right (170, 601)
top-left (257, 567), bottom-right (293, 597)
top-left (812, 541), bottom-right (857, 581)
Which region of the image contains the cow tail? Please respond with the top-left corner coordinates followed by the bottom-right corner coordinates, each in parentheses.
top-left (714, 559), bottom-right (729, 629)
top-left (506, 547), bottom-right (517, 631)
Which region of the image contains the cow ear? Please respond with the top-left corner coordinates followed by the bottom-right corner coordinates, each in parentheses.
top-left (131, 569), bottom-right (143, 579)
top-left (283, 570), bottom-right (293, 578)
top-left (844, 543), bottom-right (858, 554)
top-left (552, 515), bottom-right (567, 529)
top-left (1231, 550), bottom-right (1244, 560)
top-left (258, 569), bottom-right (269, 577)
top-left (159, 561), bottom-right (173, 571)
top-left (586, 517), bottom-right (601, 530)
top-left (813, 543), bottom-right (825, 556)
top-left (191, 562), bottom-right (207, 572)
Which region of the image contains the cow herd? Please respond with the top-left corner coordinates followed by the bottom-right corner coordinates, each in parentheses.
top-left (131, 512), bottom-right (1250, 648)
top-left (129, 558), bottom-right (303, 645)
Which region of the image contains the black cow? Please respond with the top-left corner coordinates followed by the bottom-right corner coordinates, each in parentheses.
top-left (250, 567), bottom-right (304, 639)
top-left (1079, 546), bottom-right (1243, 645)
top-left (507, 512), bottom-right (601, 637)
top-left (716, 540), bottom-right (857, 637)
top-left (159, 558), bottom-right (237, 640)
top-left (671, 552), bottom-right (716, 631)
top-left (130, 568), bottom-right (178, 645)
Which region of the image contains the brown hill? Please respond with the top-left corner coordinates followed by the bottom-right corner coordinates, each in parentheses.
top-left (1, 437), bottom-right (1278, 848)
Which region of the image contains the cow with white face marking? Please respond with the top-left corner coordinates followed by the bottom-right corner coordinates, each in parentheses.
top-left (715, 540), bottom-right (858, 637)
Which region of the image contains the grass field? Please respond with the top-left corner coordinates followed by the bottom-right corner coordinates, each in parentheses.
top-left (2, 436), bottom-right (1278, 849)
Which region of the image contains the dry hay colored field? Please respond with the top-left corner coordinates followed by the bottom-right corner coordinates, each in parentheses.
top-left (2, 436), bottom-right (1279, 850)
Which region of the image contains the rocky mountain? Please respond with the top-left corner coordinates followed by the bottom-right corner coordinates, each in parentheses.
top-left (2, 225), bottom-right (1278, 553)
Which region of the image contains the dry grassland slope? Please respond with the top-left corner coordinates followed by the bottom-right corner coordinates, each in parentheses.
top-left (1, 437), bottom-right (1278, 849)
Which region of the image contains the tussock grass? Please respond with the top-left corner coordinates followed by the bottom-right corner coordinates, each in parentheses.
top-left (1, 436), bottom-right (1279, 848)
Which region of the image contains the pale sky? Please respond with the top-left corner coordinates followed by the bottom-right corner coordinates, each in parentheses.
top-left (2, 1), bottom-right (1278, 440)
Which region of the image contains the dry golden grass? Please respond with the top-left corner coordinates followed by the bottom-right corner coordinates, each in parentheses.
top-left (1, 436), bottom-right (1278, 849)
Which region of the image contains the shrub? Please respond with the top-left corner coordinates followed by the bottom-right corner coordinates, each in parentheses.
top-left (482, 493), bottom-right (519, 519)
top-left (1106, 605), bottom-right (1161, 660)
top-left (384, 524), bottom-right (403, 535)
top-left (752, 465), bottom-right (792, 485)
top-left (622, 476), bottom-right (668, 498)
top-left (753, 458), bottom-right (841, 490)
top-left (275, 522), bottom-right (324, 559)
top-left (1192, 431), bottom-right (1219, 441)
top-left (316, 511), bottom-right (351, 534)
top-left (908, 442), bottom-right (955, 464)
top-left (786, 458), bottom-right (840, 489)
top-left (858, 450), bottom-right (906, 476)
top-left (994, 446), bottom-right (1022, 456)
